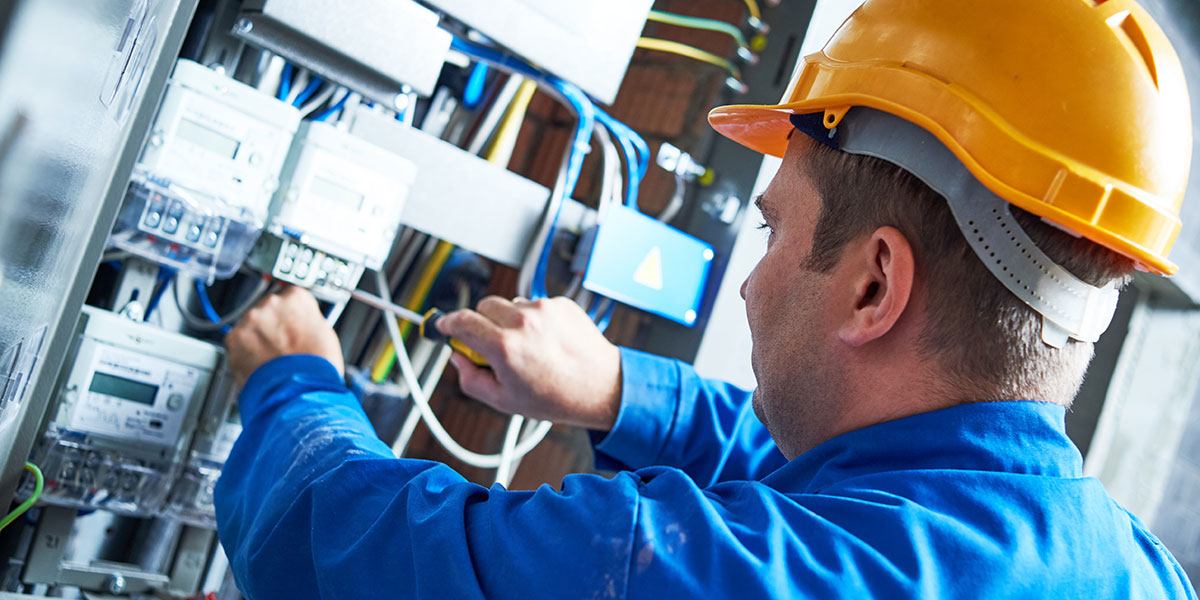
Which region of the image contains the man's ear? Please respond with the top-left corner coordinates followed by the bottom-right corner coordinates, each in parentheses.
top-left (837, 226), bottom-right (915, 347)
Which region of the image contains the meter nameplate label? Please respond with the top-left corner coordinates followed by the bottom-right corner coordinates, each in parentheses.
top-left (68, 343), bottom-right (199, 446)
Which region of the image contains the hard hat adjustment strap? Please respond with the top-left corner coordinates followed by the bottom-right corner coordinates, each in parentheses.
top-left (800, 108), bottom-right (1119, 348)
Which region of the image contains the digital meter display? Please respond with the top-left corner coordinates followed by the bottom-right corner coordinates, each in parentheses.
top-left (176, 118), bottom-right (241, 159)
top-left (310, 176), bottom-right (365, 211)
top-left (89, 371), bottom-right (159, 406)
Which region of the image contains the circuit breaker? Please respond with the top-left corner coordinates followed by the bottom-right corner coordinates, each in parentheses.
top-left (23, 307), bottom-right (222, 516)
top-left (109, 59), bottom-right (301, 282)
top-left (248, 121), bottom-right (417, 301)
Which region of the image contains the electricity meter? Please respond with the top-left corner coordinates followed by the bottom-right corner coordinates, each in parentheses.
top-left (22, 307), bottom-right (222, 516)
top-left (166, 385), bottom-right (241, 529)
top-left (109, 59), bottom-right (301, 282)
top-left (248, 121), bottom-right (416, 301)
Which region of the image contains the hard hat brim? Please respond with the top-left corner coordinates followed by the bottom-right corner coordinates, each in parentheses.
top-left (708, 103), bottom-right (799, 159)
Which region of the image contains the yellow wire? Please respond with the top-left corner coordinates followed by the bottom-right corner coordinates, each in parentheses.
top-left (636, 37), bottom-right (742, 79)
top-left (369, 79), bottom-right (538, 383)
top-left (742, 0), bottom-right (762, 20)
top-left (488, 80), bottom-right (538, 167)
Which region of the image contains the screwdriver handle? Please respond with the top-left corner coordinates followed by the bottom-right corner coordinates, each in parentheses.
top-left (420, 309), bottom-right (490, 367)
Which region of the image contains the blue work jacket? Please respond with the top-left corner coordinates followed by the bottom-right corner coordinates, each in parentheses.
top-left (215, 348), bottom-right (1196, 598)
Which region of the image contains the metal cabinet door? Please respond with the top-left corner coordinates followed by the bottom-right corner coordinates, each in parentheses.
top-left (0, 0), bottom-right (198, 505)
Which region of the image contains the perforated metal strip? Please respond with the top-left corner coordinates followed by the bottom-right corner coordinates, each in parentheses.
top-left (822, 108), bottom-right (1118, 348)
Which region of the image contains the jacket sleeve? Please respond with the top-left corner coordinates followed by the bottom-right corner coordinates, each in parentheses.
top-left (216, 355), bottom-right (650, 599)
top-left (591, 348), bottom-right (786, 486)
top-left (214, 355), bottom-right (905, 599)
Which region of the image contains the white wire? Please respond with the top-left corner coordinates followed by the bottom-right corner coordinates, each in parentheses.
top-left (467, 75), bottom-right (525, 156)
top-left (285, 68), bottom-right (310, 105)
top-left (374, 270), bottom-right (551, 468)
top-left (392, 345), bottom-right (452, 457)
top-left (494, 415), bottom-right (525, 486)
top-left (393, 282), bottom-right (468, 457)
top-left (298, 84), bottom-right (337, 116)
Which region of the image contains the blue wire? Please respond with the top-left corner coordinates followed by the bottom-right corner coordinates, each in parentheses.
top-left (464, 62), bottom-right (489, 109)
top-left (292, 75), bottom-right (324, 107)
top-left (312, 90), bottom-right (350, 122)
top-left (450, 37), bottom-right (596, 300)
top-left (277, 63), bottom-right (294, 101)
top-left (143, 266), bottom-right (176, 321)
top-left (193, 280), bottom-right (232, 334)
top-left (595, 109), bottom-right (649, 209)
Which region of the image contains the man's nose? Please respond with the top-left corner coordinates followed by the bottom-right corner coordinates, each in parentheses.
top-left (740, 276), bottom-right (749, 300)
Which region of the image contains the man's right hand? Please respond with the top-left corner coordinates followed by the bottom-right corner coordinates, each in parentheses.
top-left (435, 296), bottom-right (622, 432)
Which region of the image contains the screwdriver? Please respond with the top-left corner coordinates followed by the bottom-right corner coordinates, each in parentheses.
top-left (348, 288), bottom-right (490, 367)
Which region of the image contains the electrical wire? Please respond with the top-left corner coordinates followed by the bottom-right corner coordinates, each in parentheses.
top-left (466, 75), bottom-right (525, 156)
top-left (486, 79), bottom-right (538, 167)
top-left (291, 75), bottom-right (324, 108)
top-left (276, 62), bottom-right (293, 101)
top-left (312, 90), bottom-right (351, 122)
top-left (298, 84), bottom-right (337, 116)
top-left (742, 0), bottom-right (762, 21)
top-left (370, 240), bottom-right (454, 383)
top-left (448, 37), bottom-right (596, 300)
top-left (463, 62), bottom-right (489, 109)
top-left (594, 125), bottom-right (624, 215)
top-left (391, 278), bottom-right (470, 455)
top-left (194, 280), bottom-right (231, 334)
top-left (174, 274), bottom-right (271, 332)
top-left (390, 345), bottom-right (452, 456)
top-left (494, 415), bottom-right (525, 486)
top-left (636, 37), bottom-right (743, 80)
top-left (595, 108), bottom-right (649, 210)
top-left (374, 269), bottom-right (551, 469)
top-left (285, 69), bottom-right (311, 105)
top-left (0, 463), bottom-right (42, 531)
top-left (647, 10), bottom-right (750, 49)
top-left (658, 173), bottom-right (688, 223)
top-left (143, 266), bottom-right (176, 322)
top-left (372, 73), bottom-right (537, 382)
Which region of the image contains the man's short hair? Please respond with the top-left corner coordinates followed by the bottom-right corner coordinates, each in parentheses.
top-left (797, 137), bottom-right (1136, 405)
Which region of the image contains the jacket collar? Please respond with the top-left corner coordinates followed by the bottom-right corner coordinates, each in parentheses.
top-left (762, 401), bottom-right (1083, 494)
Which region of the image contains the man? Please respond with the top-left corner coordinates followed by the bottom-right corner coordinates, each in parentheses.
top-left (215, 0), bottom-right (1197, 597)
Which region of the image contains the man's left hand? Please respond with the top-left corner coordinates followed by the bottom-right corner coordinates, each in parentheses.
top-left (226, 285), bottom-right (344, 384)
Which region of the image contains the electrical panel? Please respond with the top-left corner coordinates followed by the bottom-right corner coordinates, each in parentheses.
top-left (247, 121), bottom-right (417, 301)
top-left (23, 307), bottom-right (221, 516)
top-left (0, 0), bottom-right (779, 593)
top-left (425, 0), bottom-right (654, 104)
top-left (109, 60), bottom-right (301, 281)
top-left (235, 0), bottom-right (452, 102)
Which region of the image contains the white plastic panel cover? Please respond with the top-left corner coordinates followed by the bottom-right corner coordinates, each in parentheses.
top-left (425, 0), bottom-right (653, 104)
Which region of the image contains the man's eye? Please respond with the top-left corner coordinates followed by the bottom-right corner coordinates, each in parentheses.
top-left (756, 221), bottom-right (772, 232)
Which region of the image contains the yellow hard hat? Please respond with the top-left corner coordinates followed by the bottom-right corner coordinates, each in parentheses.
top-left (709, 0), bottom-right (1192, 275)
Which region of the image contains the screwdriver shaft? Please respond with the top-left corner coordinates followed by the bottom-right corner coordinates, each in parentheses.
top-left (348, 288), bottom-right (425, 325)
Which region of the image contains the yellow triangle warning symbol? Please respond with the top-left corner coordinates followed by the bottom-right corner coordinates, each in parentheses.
top-left (634, 246), bottom-right (664, 290)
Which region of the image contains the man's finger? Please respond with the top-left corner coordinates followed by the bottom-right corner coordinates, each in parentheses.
top-left (476, 296), bottom-right (524, 328)
top-left (436, 310), bottom-right (505, 357)
top-left (450, 353), bottom-right (503, 406)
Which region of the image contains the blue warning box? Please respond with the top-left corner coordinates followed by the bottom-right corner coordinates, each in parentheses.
top-left (581, 206), bottom-right (715, 326)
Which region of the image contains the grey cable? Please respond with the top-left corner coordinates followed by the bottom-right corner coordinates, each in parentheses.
top-left (173, 274), bottom-right (270, 332)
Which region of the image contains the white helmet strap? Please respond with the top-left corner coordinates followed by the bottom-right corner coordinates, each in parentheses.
top-left (813, 108), bottom-right (1119, 348)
